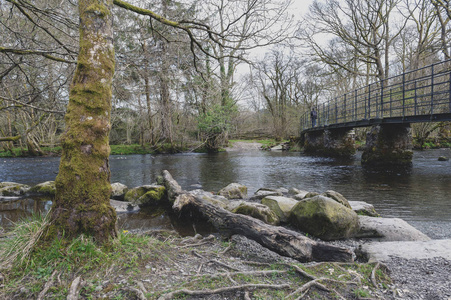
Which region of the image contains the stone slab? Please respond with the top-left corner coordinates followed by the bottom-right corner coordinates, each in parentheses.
top-left (357, 216), bottom-right (430, 241)
top-left (361, 239), bottom-right (451, 262)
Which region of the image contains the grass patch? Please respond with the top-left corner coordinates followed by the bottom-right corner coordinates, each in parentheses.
top-left (110, 144), bottom-right (154, 155)
top-left (0, 217), bottom-right (392, 299)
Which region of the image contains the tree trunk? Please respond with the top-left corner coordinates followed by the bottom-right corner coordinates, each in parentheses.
top-left (173, 194), bottom-right (354, 263)
top-left (48, 0), bottom-right (117, 242)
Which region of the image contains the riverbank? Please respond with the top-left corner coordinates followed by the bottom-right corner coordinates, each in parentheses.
top-left (0, 221), bottom-right (393, 300)
top-left (1, 222), bottom-right (449, 299)
top-left (0, 140), bottom-right (284, 158)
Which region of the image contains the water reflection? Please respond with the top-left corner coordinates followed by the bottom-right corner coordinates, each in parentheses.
top-left (1, 149), bottom-right (450, 237)
top-left (0, 197), bottom-right (51, 228)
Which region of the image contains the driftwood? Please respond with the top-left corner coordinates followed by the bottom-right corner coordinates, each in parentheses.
top-left (173, 193), bottom-right (354, 263)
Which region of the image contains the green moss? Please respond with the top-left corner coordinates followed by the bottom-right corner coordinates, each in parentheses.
top-left (290, 196), bottom-right (359, 240)
top-left (232, 203), bottom-right (279, 225)
top-left (261, 198), bottom-right (285, 222)
top-left (138, 186), bottom-right (166, 206)
top-left (29, 181), bottom-right (56, 196)
top-left (86, 3), bottom-right (111, 16)
top-left (124, 185), bottom-right (166, 206)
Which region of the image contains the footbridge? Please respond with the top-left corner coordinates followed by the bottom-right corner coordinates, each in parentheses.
top-left (299, 60), bottom-right (451, 166)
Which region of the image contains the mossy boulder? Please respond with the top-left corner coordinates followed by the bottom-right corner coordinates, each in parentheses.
top-left (303, 192), bottom-right (320, 199)
top-left (189, 190), bottom-right (229, 209)
top-left (250, 189), bottom-right (282, 200)
top-left (321, 190), bottom-right (351, 209)
top-left (29, 181), bottom-right (56, 196)
top-left (438, 156), bottom-right (449, 161)
top-left (292, 191), bottom-right (310, 200)
top-left (261, 196), bottom-right (298, 223)
top-left (348, 201), bottom-right (379, 217)
top-left (218, 183), bottom-right (247, 199)
top-left (232, 202), bottom-right (280, 225)
top-left (289, 195), bottom-right (360, 240)
top-left (124, 185), bottom-right (166, 207)
top-left (110, 182), bottom-right (128, 200)
top-left (0, 182), bottom-right (30, 196)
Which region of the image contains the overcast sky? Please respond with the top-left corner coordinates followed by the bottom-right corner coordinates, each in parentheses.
top-left (292, 0), bottom-right (314, 18)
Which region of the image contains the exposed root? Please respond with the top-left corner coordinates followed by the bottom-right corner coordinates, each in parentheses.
top-left (244, 290), bottom-right (252, 300)
top-left (207, 259), bottom-right (240, 271)
top-left (37, 270), bottom-right (57, 300)
top-left (158, 283), bottom-right (291, 300)
top-left (281, 263), bottom-right (317, 280)
top-left (190, 270), bottom-right (288, 281)
top-left (67, 276), bottom-right (82, 300)
top-left (287, 278), bottom-right (330, 299)
top-left (123, 286), bottom-right (146, 300)
top-left (371, 262), bottom-right (381, 287)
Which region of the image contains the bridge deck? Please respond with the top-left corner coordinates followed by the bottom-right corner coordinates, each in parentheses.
top-left (301, 60), bottom-right (451, 134)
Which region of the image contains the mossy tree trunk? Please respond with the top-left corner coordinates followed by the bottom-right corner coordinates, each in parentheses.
top-left (48, 0), bottom-right (117, 242)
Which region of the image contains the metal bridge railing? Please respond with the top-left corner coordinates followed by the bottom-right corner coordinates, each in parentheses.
top-left (300, 59), bottom-right (451, 131)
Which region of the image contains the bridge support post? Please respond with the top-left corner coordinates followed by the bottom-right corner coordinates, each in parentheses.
top-left (303, 128), bottom-right (356, 158)
top-left (361, 124), bottom-right (413, 166)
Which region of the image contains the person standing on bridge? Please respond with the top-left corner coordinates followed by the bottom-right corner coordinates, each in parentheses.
top-left (310, 107), bottom-right (317, 127)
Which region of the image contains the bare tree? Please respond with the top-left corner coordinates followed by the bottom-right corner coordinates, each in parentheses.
top-left (432, 0), bottom-right (451, 60)
top-left (251, 50), bottom-right (305, 139)
top-left (299, 0), bottom-right (407, 82)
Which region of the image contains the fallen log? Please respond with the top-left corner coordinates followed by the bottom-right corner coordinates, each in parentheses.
top-left (173, 193), bottom-right (354, 263)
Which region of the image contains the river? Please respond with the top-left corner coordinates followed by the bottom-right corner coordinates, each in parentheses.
top-left (1, 149), bottom-right (450, 238)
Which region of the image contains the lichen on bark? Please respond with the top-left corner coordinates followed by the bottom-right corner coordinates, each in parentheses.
top-left (47, 0), bottom-right (117, 243)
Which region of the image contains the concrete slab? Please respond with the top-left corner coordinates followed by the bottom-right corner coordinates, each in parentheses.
top-left (361, 239), bottom-right (451, 262)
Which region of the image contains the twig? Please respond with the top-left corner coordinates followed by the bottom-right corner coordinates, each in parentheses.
top-left (179, 241), bottom-right (212, 248)
top-left (137, 281), bottom-right (148, 294)
top-left (207, 259), bottom-right (240, 271)
top-left (220, 244), bottom-right (233, 254)
top-left (67, 276), bottom-right (82, 300)
top-left (282, 263), bottom-right (317, 280)
top-left (196, 263), bottom-right (204, 274)
top-left (37, 270), bottom-right (57, 300)
top-left (191, 250), bottom-right (205, 259)
top-left (158, 283), bottom-right (291, 300)
top-left (123, 286), bottom-right (147, 300)
top-left (244, 290), bottom-right (252, 300)
top-left (287, 278), bottom-right (330, 298)
top-left (371, 262), bottom-right (380, 287)
top-left (227, 273), bottom-right (238, 285)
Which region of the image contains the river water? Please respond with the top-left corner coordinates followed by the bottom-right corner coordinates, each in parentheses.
top-left (1, 149), bottom-right (450, 238)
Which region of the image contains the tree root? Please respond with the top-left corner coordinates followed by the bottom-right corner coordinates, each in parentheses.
top-left (158, 283), bottom-right (291, 300)
top-left (37, 270), bottom-right (57, 300)
top-left (288, 278), bottom-right (330, 299)
top-left (67, 276), bottom-right (82, 300)
top-left (123, 286), bottom-right (146, 300)
top-left (371, 262), bottom-right (381, 287)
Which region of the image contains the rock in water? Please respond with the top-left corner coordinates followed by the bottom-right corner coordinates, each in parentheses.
top-left (321, 190), bottom-right (351, 208)
top-left (124, 185), bottom-right (166, 206)
top-left (231, 202), bottom-right (280, 225)
top-left (110, 182), bottom-right (128, 200)
top-left (29, 181), bottom-right (56, 196)
top-left (0, 182), bottom-right (30, 196)
top-left (261, 196), bottom-right (298, 223)
top-left (218, 183), bottom-right (247, 199)
top-left (290, 195), bottom-right (360, 240)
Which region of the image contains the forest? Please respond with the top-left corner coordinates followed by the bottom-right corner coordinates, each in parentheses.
top-left (1, 0), bottom-right (450, 157)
